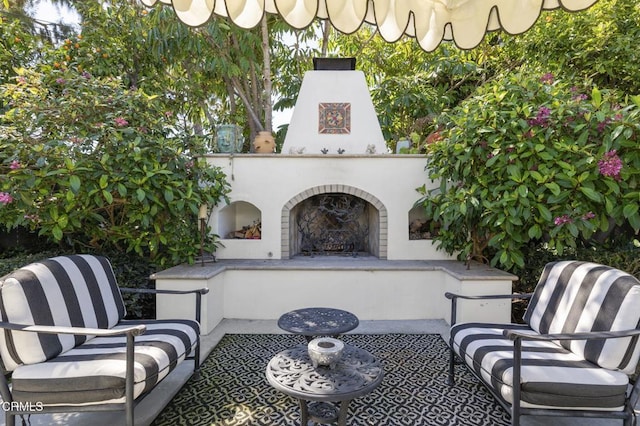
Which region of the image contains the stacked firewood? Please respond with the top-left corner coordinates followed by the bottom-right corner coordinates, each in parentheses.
top-left (409, 219), bottom-right (438, 240)
top-left (227, 222), bottom-right (261, 239)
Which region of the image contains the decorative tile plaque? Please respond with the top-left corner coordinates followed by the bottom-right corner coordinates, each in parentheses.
top-left (318, 102), bottom-right (351, 134)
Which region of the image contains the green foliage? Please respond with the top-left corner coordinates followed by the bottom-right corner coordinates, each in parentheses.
top-left (418, 72), bottom-right (640, 269)
top-left (0, 248), bottom-right (68, 277)
top-left (0, 14), bottom-right (40, 86)
top-left (0, 68), bottom-right (231, 266)
top-left (513, 243), bottom-right (640, 295)
top-left (328, 0), bottom-right (640, 153)
top-left (106, 248), bottom-right (158, 319)
top-left (331, 30), bottom-right (493, 145)
top-left (497, 0), bottom-right (640, 95)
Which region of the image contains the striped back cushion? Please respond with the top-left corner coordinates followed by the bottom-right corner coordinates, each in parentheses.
top-left (0, 255), bottom-right (126, 371)
top-left (523, 260), bottom-right (640, 374)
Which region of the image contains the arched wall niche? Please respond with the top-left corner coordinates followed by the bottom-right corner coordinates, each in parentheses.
top-left (218, 201), bottom-right (262, 240)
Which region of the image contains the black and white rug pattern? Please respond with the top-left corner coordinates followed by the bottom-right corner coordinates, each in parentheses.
top-left (152, 334), bottom-right (510, 426)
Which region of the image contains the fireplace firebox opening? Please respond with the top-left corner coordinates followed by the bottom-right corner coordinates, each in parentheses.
top-left (289, 192), bottom-right (380, 257)
top-left (298, 193), bottom-right (368, 256)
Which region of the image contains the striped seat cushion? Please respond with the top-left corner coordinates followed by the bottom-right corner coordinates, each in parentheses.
top-left (451, 322), bottom-right (630, 410)
top-left (0, 255), bottom-right (126, 371)
top-left (10, 319), bottom-right (199, 405)
top-left (523, 261), bottom-right (640, 374)
top-left (450, 261), bottom-right (640, 411)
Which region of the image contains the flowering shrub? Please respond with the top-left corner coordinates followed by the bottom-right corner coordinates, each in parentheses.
top-left (418, 72), bottom-right (640, 268)
top-left (0, 192), bottom-right (13, 205)
top-left (0, 68), bottom-right (230, 266)
top-left (598, 150), bottom-right (623, 180)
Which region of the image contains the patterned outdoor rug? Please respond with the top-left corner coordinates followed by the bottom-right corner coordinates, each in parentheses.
top-left (152, 334), bottom-right (510, 425)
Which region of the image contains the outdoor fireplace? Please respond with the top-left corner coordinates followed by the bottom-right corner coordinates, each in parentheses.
top-left (154, 60), bottom-right (515, 335)
top-left (204, 63), bottom-right (448, 262)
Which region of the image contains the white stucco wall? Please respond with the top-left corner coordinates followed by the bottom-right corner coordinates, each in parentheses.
top-left (153, 260), bottom-right (516, 335)
top-left (204, 154), bottom-right (451, 261)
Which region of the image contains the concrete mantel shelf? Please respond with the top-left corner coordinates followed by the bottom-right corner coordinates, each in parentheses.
top-left (151, 258), bottom-right (517, 282)
top-left (203, 153), bottom-right (426, 158)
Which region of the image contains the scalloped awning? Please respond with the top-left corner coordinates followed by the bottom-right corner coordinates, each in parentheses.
top-left (140, 0), bottom-right (598, 52)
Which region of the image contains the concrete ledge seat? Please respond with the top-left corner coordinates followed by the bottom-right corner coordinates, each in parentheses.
top-left (152, 258), bottom-right (516, 335)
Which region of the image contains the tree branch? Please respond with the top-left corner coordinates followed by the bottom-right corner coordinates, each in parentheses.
top-left (261, 15), bottom-right (272, 132)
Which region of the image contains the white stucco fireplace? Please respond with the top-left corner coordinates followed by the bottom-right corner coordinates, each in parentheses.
top-left (208, 67), bottom-right (447, 261)
top-left (152, 65), bottom-right (516, 334)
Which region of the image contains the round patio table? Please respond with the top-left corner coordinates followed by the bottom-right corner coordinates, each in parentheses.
top-left (266, 343), bottom-right (383, 425)
top-left (277, 307), bottom-right (359, 341)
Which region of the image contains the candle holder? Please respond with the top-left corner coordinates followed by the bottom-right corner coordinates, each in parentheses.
top-left (196, 205), bottom-right (216, 266)
top-left (307, 337), bottom-right (344, 369)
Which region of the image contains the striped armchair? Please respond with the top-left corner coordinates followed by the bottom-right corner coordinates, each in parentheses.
top-left (0, 254), bottom-right (208, 426)
top-left (447, 261), bottom-right (640, 426)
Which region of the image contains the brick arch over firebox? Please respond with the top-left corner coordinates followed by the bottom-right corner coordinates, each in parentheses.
top-left (281, 185), bottom-right (388, 259)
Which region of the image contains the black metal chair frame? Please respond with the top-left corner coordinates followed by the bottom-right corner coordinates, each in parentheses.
top-left (446, 292), bottom-right (640, 426)
top-left (0, 287), bottom-right (208, 426)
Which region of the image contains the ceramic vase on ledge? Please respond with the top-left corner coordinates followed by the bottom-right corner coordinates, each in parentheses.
top-left (216, 124), bottom-right (244, 153)
top-left (253, 131), bottom-right (276, 153)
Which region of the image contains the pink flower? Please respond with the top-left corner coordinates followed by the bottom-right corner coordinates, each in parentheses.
top-left (554, 215), bottom-right (573, 226)
top-left (56, 78), bottom-right (66, 84)
top-left (582, 212), bottom-right (595, 220)
top-left (540, 73), bottom-right (554, 84)
top-left (0, 192), bottom-right (13, 205)
top-left (114, 117), bottom-right (128, 127)
top-left (528, 106), bottom-right (551, 127)
top-left (598, 150), bottom-right (623, 180)
top-left (10, 160), bottom-right (21, 169)
top-left (597, 118), bottom-right (611, 133)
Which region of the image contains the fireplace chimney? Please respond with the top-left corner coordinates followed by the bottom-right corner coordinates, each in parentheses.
top-left (313, 57), bottom-right (356, 70)
top-left (282, 58), bottom-right (386, 155)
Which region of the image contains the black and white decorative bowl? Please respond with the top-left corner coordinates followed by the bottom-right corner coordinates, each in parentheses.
top-left (307, 337), bottom-right (344, 369)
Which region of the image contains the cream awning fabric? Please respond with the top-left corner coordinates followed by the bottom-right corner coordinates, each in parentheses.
top-left (140, 0), bottom-right (598, 51)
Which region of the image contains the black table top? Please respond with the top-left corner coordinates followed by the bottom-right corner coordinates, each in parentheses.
top-left (265, 343), bottom-right (384, 402)
top-left (277, 307), bottom-right (360, 336)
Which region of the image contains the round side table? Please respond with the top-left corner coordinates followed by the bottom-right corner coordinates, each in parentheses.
top-left (277, 307), bottom-right (359, 341)
top-left (266, 343), bottom-right (383, 426)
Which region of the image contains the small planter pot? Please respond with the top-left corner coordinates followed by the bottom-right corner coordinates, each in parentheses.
top-left (253, 131), bottom-right (276, 153)
top-left (307, 337), bottom-right (344, 369)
